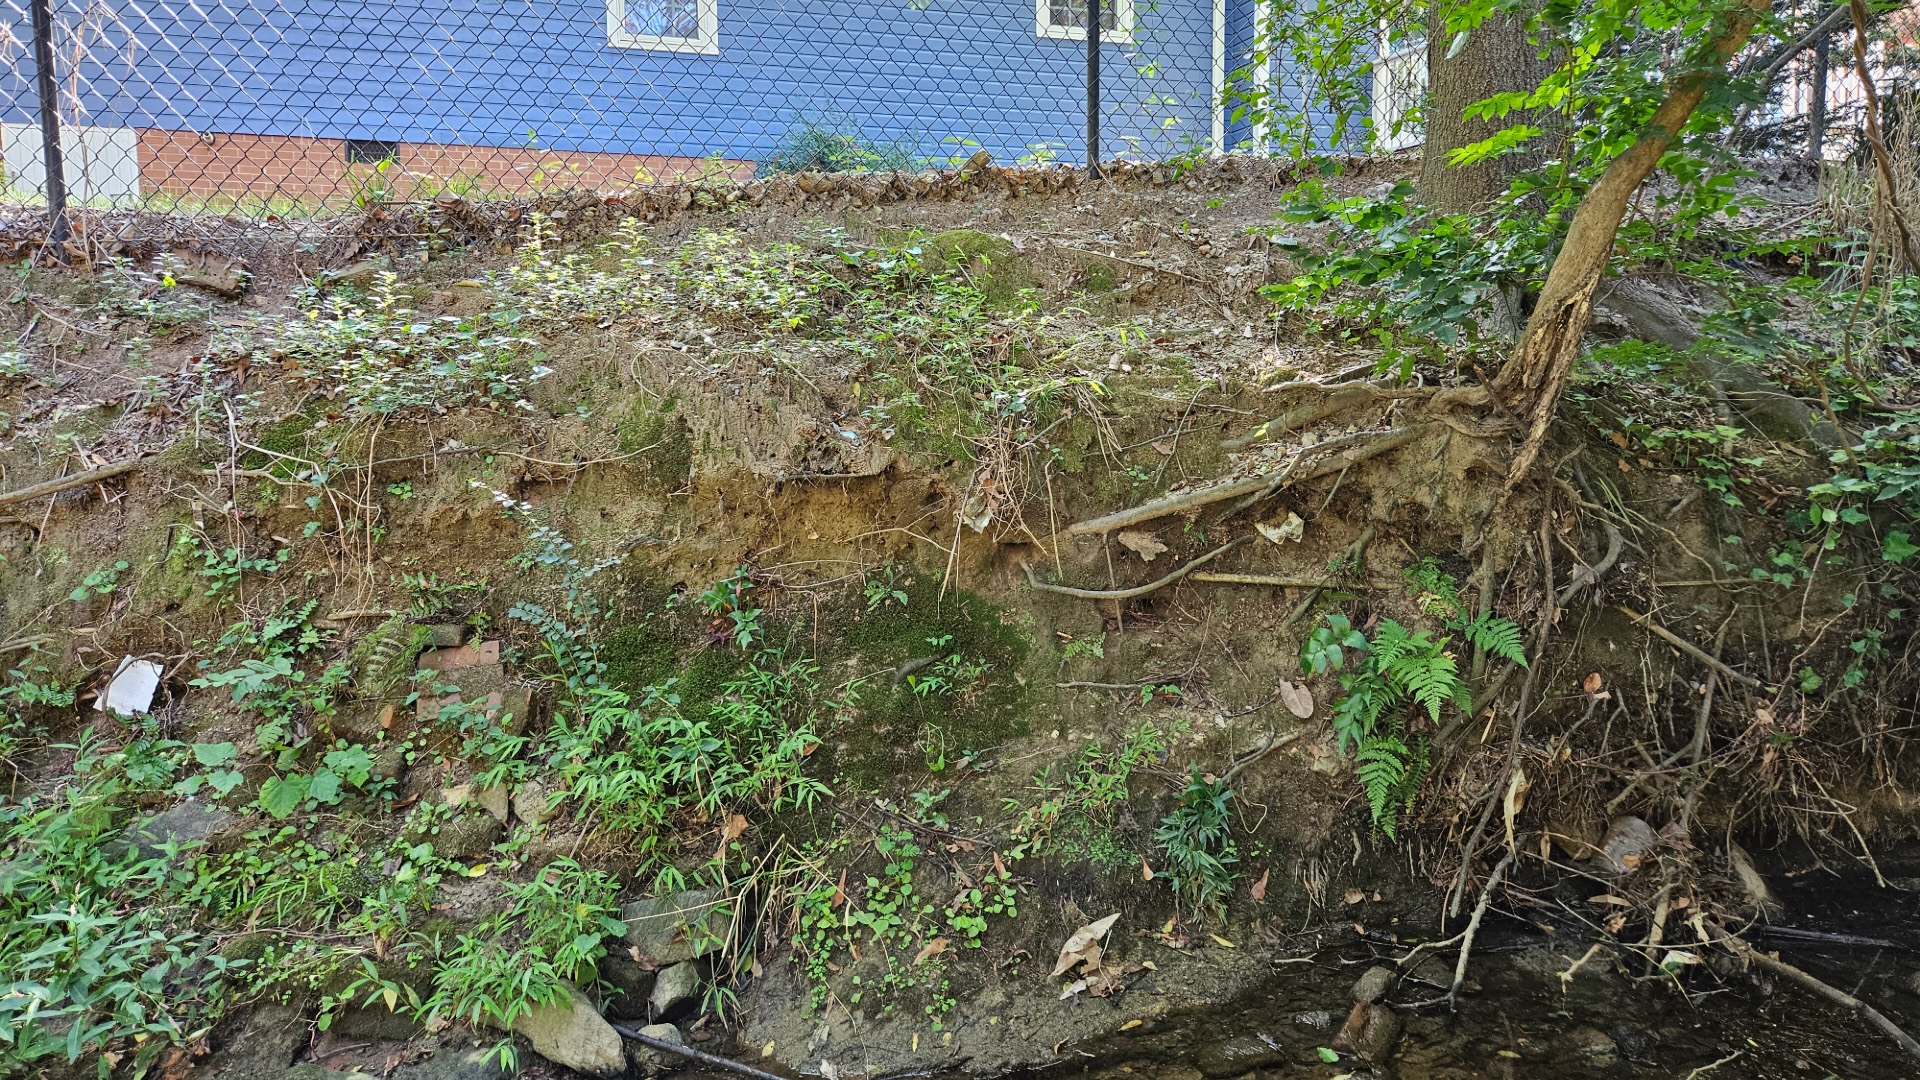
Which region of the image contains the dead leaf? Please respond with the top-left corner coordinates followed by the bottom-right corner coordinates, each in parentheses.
top-left (1139, 856), bottom-right (1154, 881)
top-left (1119, 1019), bottom-right (1144, 1031)
top-left (914, 938), bottom-right (950, 966)
top-left (1150, 439), bottom-right (1177, 456)
top-left (830, 868), bottom-right (847, 909)
top-left (1583, 672), bottom-right (1604, 695)
top-left (1052, 913), bottom-right (1121, 977)
top-left (1343, 888), bottom-right (1366, 906)
top-left (1250, 868), bottom-right (1270, 901)
top-left (1278, 679), bottom-right (1315, 719)
top-left (1502, 767), bottom-right (1530, 850)
top-left (714, 813), bottom-right (749, 859)
top-left (1209, 934), bottom-right (1236, 948)
top-left (1117, 530), bottom-right (1168, 562)
top-left (1588, 894), bottom-right (1632, 906)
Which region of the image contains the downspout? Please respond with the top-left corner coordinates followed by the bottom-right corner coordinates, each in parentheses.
top-left (1211, 0), bottom-right (1226, 153)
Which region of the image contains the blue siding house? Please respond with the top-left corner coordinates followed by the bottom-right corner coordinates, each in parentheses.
top-left (0, 0), bottom-right (1340, 203)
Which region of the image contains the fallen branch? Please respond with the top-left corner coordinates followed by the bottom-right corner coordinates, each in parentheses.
top-left (1049, 239), bottom-right (1208, 284)
top-left (0, 456), bottom-right (145, 509)
top-left (1406, 849), bottom-right (1515, 1010)
top-left (1557, 522), bottom-right (1624, 607)
top-left (1192, 571), bottom-right (1340, 588)
top-left (1223, 384), bottom-right (1434, 450)
top-left (1720, 933), bottom-right (1920, 1063)
top-left (1222, 728), bottom-right (1308, 786)
top-left (1281, 528), bottom-right (1376, 630)
top-left (608, 1020), bottom-right (789, 1080)
top-left (1067, 427), bottom-right (1425, 536)
top-left (1616, 605), bottom-right (1764, 688)
top-left (1024, 538), bottom-right (1246, 600)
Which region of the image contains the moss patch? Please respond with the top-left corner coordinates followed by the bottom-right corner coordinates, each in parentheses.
top-left (830, 575), bottom-right (1034, 791)
top-left (927, 229), bottom-right (1040, 313)
top-left (618, 399), bottom-right (695, 490)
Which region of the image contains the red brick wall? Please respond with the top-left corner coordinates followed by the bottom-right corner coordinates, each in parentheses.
top-left (137, 129), bottom-right (751, 205)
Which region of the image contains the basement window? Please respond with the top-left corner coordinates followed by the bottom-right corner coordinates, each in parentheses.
top-left (345, 139), bottom-right (399, 164)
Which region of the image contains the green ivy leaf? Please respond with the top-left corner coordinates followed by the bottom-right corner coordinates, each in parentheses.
top-left (258, 774), bottom-right (310, 819)
top-left (1316, 1046), bottom-right (1341, 1063)
top-left (208, 768), bottom-right (246, 796)
top-left (1883, 529), bottom-right (1917, 564)
top-left (192, 741), bottom-right (239, 767)
top-left (307, 768), bottom-right (344, 806)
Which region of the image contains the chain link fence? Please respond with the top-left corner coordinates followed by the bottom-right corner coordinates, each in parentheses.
top-left (17, 1), bottom-right (1895, 245)
top-left (0, 0), bottom-right (1422, 237)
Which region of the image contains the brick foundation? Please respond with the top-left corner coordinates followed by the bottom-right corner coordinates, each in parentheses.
top-left (137, 129), bottom-right (750, 204)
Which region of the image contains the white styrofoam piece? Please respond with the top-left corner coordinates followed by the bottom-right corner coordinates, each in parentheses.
top-left (100, 656), bottom-right (163, 717)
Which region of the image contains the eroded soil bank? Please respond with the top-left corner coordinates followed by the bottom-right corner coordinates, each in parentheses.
top-left (2, 160), bottom-right (1917, 1080)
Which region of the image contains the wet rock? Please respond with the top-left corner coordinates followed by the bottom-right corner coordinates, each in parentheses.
top-left (426, 623), bottom-right (469, 647)
top-left (472, 783), bottom-right (510, 824)
top-left (1607, 1023), bottom-right (1651, 1060)
top-left (1290, 1009), bottom-right (1333, 1029)
top-left (1332, 1002), bottom-right (1402, 1063)
top-left (326, 1000), bottom-right (423, 1040)
top-left (1351, 965), bottom-right (1394, 1004)
top-left (621, 889), bottom-right (727, 965)
top-left (1562, 1025), bottom-right (1618, 1061)
top-left (1596, 816), bottom-right (1659, 874)
top-left (114, 799), bottom-right (241, 859)
top-left (648, 960), bottom-right (702, 1019)
top-left (413, 811), bottom-right (502, 860)
top-left (599, 956), bottom-right (657, 1019)
top-left (395, 1046), bottom-right (508, 1080)
top-left (276, 1068), bottom-right (354, 1080)
top-left (510, 983), bottom-right (624, 1077)
top-left (630, 1022), bottom-right (690, 1075)
top-left (1194, 1033), bottom-right (1287, 1077)
top-left (512, 781), bottom-right (551, 826)
top-left (204, 1002), bottom-right (308, 1080)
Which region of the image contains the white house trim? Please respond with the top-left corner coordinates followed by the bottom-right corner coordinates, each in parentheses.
top-left (608, 0), bottom-right (719, 55)
top-left (1210, 0), bottom-right (1225, 153)
top-left (1036, 0), bottom-right (1135, 44)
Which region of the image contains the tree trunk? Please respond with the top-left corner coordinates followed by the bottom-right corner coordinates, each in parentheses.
top-left (1493, 0), bottom-right (1770, 494)
top-left (1417, 5), bottom-right (1556, 214)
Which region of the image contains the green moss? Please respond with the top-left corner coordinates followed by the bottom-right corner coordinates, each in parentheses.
top-left (1082, 263), bottom-right (1117, 293)
top-left (831, 575), bottom-right (1034, 790)
top-left (617, 399), bottom-right (695, 490)
top-left (601, 620), bottom-right (680, 693)
top-left (243, 410), bottom-right (322, 473)
top-left (927, 229), bottom-right (1040, 313)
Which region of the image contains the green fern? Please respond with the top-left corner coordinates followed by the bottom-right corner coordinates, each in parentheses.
top-left (1462, 613), bottom-right (1528, 667)
top-left (1355, 736), bottom-right (1409, 836)
top-left (1310, 614), bottom-right (1473, 836)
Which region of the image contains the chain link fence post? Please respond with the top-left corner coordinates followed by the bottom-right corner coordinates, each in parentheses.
top-left (26, 0), bottom-right (70, 246)
top-left (1087, 0), bottom-right (1101, 175)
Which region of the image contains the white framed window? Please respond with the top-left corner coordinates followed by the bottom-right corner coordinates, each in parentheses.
top-left (1037, 0), bottom-right (1133, 44)
top-left (609, 0), bottom-right (718, 55)
top-left (1371, 36), bottom-right (1426, 152)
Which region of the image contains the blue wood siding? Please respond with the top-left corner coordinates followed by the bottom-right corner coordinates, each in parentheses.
top-left (2, 0), bottom-right (1225, 167)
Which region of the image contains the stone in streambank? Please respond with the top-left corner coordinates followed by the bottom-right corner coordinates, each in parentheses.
top-left (648, 961), bottom-right (702, 1019)
top-left (510, 984), bottom-right (625, 1077)
top-left (629, 1023), bottom-right (690, 1075)
top-left (620, 889), bottom-right (728, 965)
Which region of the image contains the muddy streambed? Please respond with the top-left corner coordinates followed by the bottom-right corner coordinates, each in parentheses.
top-left (657, 854), bottom-right (1920, 1080)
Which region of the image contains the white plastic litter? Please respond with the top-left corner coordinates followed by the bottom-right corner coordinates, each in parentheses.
top-left (100, 656), bottom-right (163, 717)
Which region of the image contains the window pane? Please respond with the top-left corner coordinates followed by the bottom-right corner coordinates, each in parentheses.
top-left (626, 0), bottom-right (702, 39)
top-left (1049, 0), bottom-right (1117, 31)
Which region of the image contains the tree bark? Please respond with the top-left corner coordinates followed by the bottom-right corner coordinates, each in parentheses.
top-left (1493, 0), bottom-right (1769, 494)
top-left (1418, 5), bottom-right (1556, 214)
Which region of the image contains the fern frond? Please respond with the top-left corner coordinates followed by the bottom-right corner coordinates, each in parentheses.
top-left (1464, 614), bottom-right (1528, 668)
top-left (1384, 649), bottom-right (1466, 723)
top-left (1355, 736), bottom-right (1410, 838)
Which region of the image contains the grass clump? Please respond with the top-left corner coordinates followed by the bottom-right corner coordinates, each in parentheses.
top-left (760, 119), bottom-right (921, 175)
